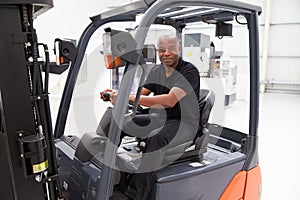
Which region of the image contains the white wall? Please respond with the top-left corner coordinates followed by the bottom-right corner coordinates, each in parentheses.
top-left (34, 0), bottom-right (137, 50)
top-left (266, 0), bottom-right (300, 86)
top-left (34, 0), bottom-right (109, 60)
top-left (34, 0), bottom-right (110, 132)
top-left (235, 0), bottom-right (300, 93)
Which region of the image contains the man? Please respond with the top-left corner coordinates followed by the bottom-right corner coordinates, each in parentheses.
top-left (100, 34), bottom-right (200, 200)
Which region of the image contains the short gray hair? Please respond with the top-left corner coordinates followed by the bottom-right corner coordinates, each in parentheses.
top-left (157, 34), bottom-right (181, 47)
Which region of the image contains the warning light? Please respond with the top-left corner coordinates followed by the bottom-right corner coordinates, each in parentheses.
top-left (102, 28), bottom-right (140, 69)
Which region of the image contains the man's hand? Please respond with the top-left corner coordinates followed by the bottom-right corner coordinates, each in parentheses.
top-left (100, 89), bottom-right (112, 101)
top-left (129, 93), bottom-right (136, 102)
top-left (100, 89), bottom-right (118, 104)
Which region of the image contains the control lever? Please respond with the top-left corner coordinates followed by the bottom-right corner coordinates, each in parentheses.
top-left (102, 92), bottom-right (111, 101)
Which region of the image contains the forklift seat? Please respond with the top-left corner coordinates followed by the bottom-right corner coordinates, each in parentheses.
top-left (75, 89), bottom-right (215, 171)
top-left (157, 89), bottom-right (215, 165)
top-left (167, 89), bottom-right (214, 163)
top-left (130, 89), bottom-right (215, 168)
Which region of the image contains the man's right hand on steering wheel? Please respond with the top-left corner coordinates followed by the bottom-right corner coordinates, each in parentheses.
top-left (100, 89), bottom-right (118, 104)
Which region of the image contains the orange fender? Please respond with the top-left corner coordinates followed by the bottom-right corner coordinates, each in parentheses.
top-left (244, 166), bottom-right (262, 200)
top-left (219, 166), bottom-right (262, 200)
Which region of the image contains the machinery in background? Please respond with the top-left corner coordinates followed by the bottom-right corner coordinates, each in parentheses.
top-left (182, 33), bottom-right (237, 106)
top-left (182, 32), bottom-right (211, 77)
top-left (214, 58), bottom-right (238, 106)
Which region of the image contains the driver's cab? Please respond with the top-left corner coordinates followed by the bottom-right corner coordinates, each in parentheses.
top-left (74, 26), bottom-right (215, 171)
top-left (53, 1), bottom-right (261, 199)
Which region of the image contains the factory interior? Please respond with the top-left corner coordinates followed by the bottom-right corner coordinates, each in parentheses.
top-left (0, 0), bottom-right (299, 199)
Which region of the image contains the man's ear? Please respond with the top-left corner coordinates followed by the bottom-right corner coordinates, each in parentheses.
top-left (178, 46), bottom-right (182, 53)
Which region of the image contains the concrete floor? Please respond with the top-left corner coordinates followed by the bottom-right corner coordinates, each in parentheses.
top-left (258, 93), bottom-right (300, 200)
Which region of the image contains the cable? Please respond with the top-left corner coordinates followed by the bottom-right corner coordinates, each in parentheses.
top-left (38, 43), bottom-right (50, 94)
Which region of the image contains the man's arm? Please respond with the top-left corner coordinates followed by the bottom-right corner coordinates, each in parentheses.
top-left (100, 87), bottom-right (152, 104)
top-left (130, 87), bottom-right (186, 108)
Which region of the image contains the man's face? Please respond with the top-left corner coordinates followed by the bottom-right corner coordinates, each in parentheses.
top-left (157, 37), bottom-right (181, 69)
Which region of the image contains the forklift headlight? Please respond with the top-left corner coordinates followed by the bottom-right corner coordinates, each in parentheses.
top-left (103, 30), bottom-right (122, 69)
top-left (102, 28), bottom-right (139, 69)
top-left (54, 38), bottom-right (77, 65)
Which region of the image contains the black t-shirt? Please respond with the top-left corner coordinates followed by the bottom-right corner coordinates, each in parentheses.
top-left (143, 58), bottom-right (200, 125)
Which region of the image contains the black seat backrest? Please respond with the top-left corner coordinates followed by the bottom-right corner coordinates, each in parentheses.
top-left (198, 89), bottom-right (215, 136)
top-left (164, 89), bottom-right (215, 159)
top-left (193, 89), bottom-right (215, 152)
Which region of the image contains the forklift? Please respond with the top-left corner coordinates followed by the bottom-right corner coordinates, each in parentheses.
top-left (0, 0), bottom-right (262, 200)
